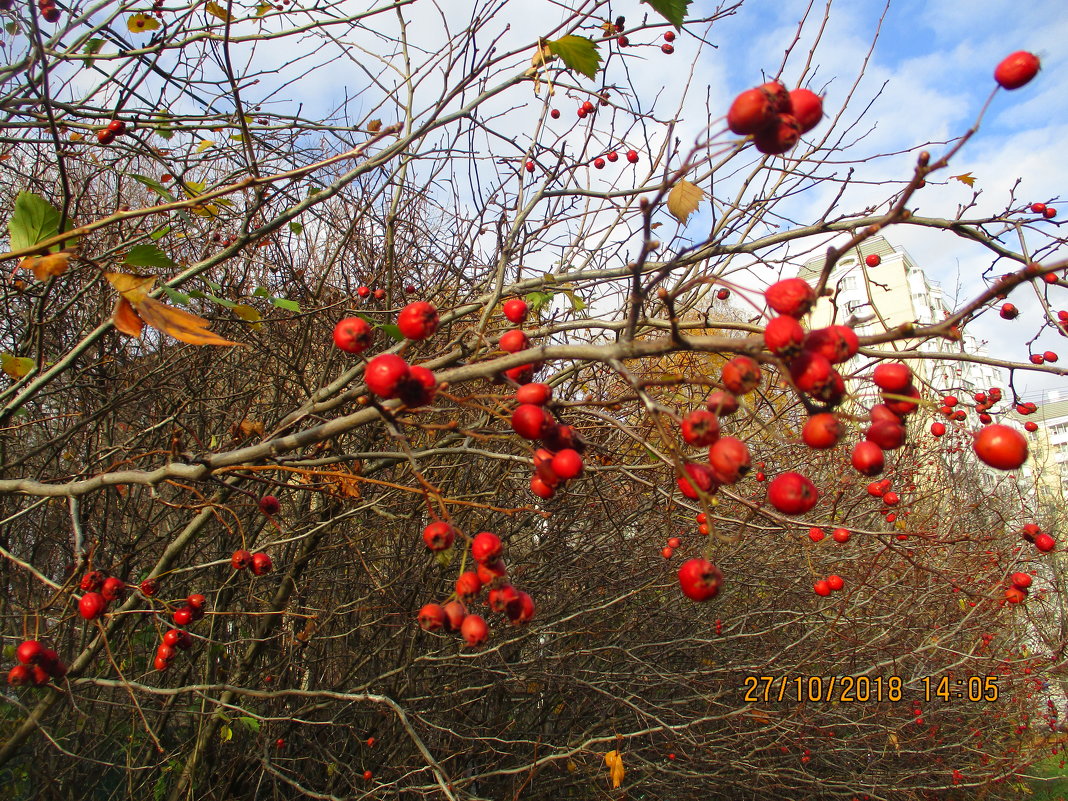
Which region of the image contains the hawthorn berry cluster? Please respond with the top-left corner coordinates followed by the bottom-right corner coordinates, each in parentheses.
top-left (727, 82), bottom-right (824, 155)
top-left (6, 640), bottom-right (67, 687)
top-left (418, 530), bottom-right (535, 646)
top-left (1020, 522), bottom-right (1056, 554)
top-left (154, 601), bottom-right (198, 671)
top-left (96, 119), bottom-right (126, 146)
top-left (77, 569), bottom-right (128, 620)
top-left (231, 549), bottom-right (273, 575)
top-left (37, 0), bottom-right (60, 23)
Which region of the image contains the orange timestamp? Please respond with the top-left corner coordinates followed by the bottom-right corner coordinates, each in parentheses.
top-left (742, 675), bottom-right (1000, 703)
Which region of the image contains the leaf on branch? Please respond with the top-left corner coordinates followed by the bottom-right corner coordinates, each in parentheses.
top-left (196, 140), bottom-right (215, 153)
top-left (563, 289), bottom-right (586, 312)
top-left (1, 353), bottom-right (34, 379)
top-left (218, 725), bottom-right (232, 742)
top-left (19, 250), bottom-right (72, 281)
top-left (106, 271), bottom-right (156, 304)
top-left (206, 2), bottom-right (233, 22)
top-left (642, 0), bottom-right (691, 28)
top-left (546, 36), bottom-right (601, 80)
top-left (380, 323), bottom-right (404, 341)
top-left (530, 43), bottom-right (555, 71)
top-left (8, 191), bottom-right (60, 252)
top-left (270, 297), bottom-right (300, 312)
top-left (950, 172), bottom-right (976, 188)
top-left (288, 222), bottom-right (303, 235)
top-left (130, 173), bottom-right (176, 202)
top-left (366, 119), bottom-right (382, 133)
top-left (232, 304), bottom-right (263, 330)
top-left (127, 14), bottom-right (161, 33)
top-left (604, 750), bottom-right (625, 788)
top-left (83, 38), bottom-right (104, 69)
top-left (124, 243), bottom-right (175, 269)
top-left (113, 298), bottom-right (145, 338)
top-left (667, 179), bottom-right (704, 224)
top-left (256, 3), bottom-right (271, 16)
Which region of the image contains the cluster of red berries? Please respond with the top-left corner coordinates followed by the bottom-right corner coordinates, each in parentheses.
top-left (813, 574), bottom-right (844, 597)
top-left (418, 530), bottom-right (535, 646)
top-left (333, 301), bottom-right (441, 407)
top-left (524, 149), bottom-right (639, 174)
top-left (660, 534), bottom-right (682, 559)
top-left (1004, 571), bottom-right (1033, 605)
top-left (170, 592), bottom-right (208, 628)
top-left (1030, 202), bottom-right (1057, 219)
top-left (727, 82), bottom-right (824, 155)
top-left (865, 479), bottom-right (902, 523)
top-left (512, 384), bottom-right (585, 499)
top-left (7, 640), bottom-right (67, 686)
top-left (37, 0), bottom-right (60, 23)
top-left (231, 549), bottom-right (273, 575)
top-left (498, 300), bottom-right (542, 384)
top-left (78, 570), bottom-right (127, 620)
top-left (96, 119), bottom-right (126, 145)
top-left (1020, 523), bottom-right (1056, 553)
top-left (154, 614), bottom-right (196, 671)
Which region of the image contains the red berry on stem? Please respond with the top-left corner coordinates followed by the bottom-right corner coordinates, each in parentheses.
top-left (661, 43), bottom-right (675, 55)
top-left (974, 424), bottom-right (1028, 470)
top-left (460, 613), bottom-right (489, 646)
top-left (851, 440), bottom-right (885, 476)
top-left (677, 558), bottom-right (723, 601)
top-left (516, 382), bottom-right (551, 405)
top-left (79, 592), bottom-right (106, 620)
top-left (994, 51), bottom-right (1040, 90)
top-left (865, 254), bottom-right (881, 267)
top-left (471, 531), bottom-right (502, 564)
top-left (251, 552), bottom-right (273, 575)
top-left (727, 88), bottom-right (775, 135)
top-left (788, 88), bottom-right (823, 133)
top-left (503, 298), bottom-right (528, 324)
top-left (680, 409), bottom-right (721, 447)
top-left (626, 150), bottom-right (639, 164)
top-left (397, 301), bottom-right (439, 341)
top-left (422, 521), bottom-right (456, 552)
top-left (765, 278), bottom-right (816, 318)
top-left (231, 549), bottom-right (253, 570)
top-left (677, 463), bottom-right (717, 500)
top-left (767, 472), bottom-right (819, 515)
top-left (258, 495), bottom-right (280, 516)
top-left (364, 354), bottom-right (410, 398)
top-left (802, 413), bottom-right (843, 450)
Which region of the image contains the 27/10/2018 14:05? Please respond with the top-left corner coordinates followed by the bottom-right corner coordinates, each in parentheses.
top-left (741, 675), bottom-right (1000, 703)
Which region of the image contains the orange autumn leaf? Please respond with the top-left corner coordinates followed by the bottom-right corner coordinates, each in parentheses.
top-left (20, 251), bottom-right (72, 281)
top-left (113, 298), bottom-right (145, 337)
top-left (604, 750), bottom-right (624, 789)
top-left (135, 297), bottom-right (242, 346)
top-left (105, 271), bottom-right (241, 346)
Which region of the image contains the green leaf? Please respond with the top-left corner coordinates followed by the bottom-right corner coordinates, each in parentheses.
top-left (288, 222), bottom-right (303, 235)
top-left (253, 286), bottom-right (270, 298)
top-left (5, 22), bottom-right (18, 35)
top-left (379, 323), bottom-right (403, 341)
top-left (8, 192), bottom-right (60, 252)
top-left (546, 35), bottom-right (601, 80)
top-left (219, 725), bottom-right (232, 742)
top-left (270, 298), bottom-right (300, 312)
top-left (155, 125), bottom-right (174, 141)
top-left (237, 716), bottom-right (261, 733)
top-left (525, 291), bottom-right (553, 313)
top-left (161, 287), bottom-right (190, 305)
top-left (307, 187), bottom-right (321, 198)
top-left (643, 0), bottom-right (691, 28)
top-left (83, 38), bottom-right (104, 69)
top-left (149, 226), bottom-right (170, 240)
top-left (129, 174), bottom-right (176, 202)
top-left (124, 244), bottom-right (175, 269)
top-left (564, 290), bottom-right (586, 312)
top-left (434, 547), bottom-right (454, 568)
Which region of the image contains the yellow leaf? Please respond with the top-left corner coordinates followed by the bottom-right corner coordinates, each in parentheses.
top-left (206, 1), bottom-right (233, 22)
top-left (106, 271), bottom-right (156, 304)
top-left (888, 731), bottom-right (900, 752)
top-left (196, 140), bottom-right (215, 153)
top-left (604, 750), bottom-right (624, 788)
top-left (232, 304), bottom-right (262, 330)
top-left (667, 179), bottom-right (704, 224)
top-left (69, 132), bottom-right (84, 142)
top-left (20, 251), bottom-right (72, 281)
top-left (367, 119), bottom-right (382, 133)
top-left (113, 298), bottom-right (145, 338)
top-left (219, 725), bottom-right (232, 742)
top-left (135, 297), bottom-right (242, 346)
top-left (950, 172), bottom-right (976, 188)
top-left (127, 13), bottom-right (161, 32)
top-left (256, 3), bottom-right (271, 15)
top-left (1, 353), bottom-right (34, 378)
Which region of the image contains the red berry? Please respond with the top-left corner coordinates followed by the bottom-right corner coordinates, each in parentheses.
top-left (814, 580), bottom-right (831, 597)
top-left (617, 35), bottom-right (629, 46)
top-left (231, 549), bottom-right (253, 570)
top-left (832, 528), bottom-right (851, 543)
top-left (788, 88), bottom-right (823, 133)
top-left (499, 328), bottom-right (529, 353)
top-left (530, 476), bottom-right (555, 499)
top-left (680, 409), bottom-right (721, 447)
top-left (593, 157), bottom-right (606, 169)
top-left (577, 108), bottom-right (588, 118)
top-left (1035, 533), bottom-right (1056, 552)
top-left (101, 577), bottom-right (125, 602)
top-left (398, 365), bottom-right (437, 408)
top-left (677, 463), bottom-right (717, 499)
top-left (79, 592), bottom-right (107, 620)
top-left (974, 424), bottom-right (1028, 470)
top-left (1000, 303), bottom-right (1019, 320)
top-left (1032, 202), bottom-right (1047, 214)
top-left (931, 422), bottom-right (946, 437)
top-left (550, 109), bottom-right (560, 119)
top-left (827, 574), bottom-right (844, 591)
top-left (7, 664), bottom-right (33, 686)
top-left (422, 521), bottom-right (456, 552)
top-left (80, 570), bottom-right (105, 592)
top-left (789, 351), bottom-right (833, 396)
top-left (442, 600), bottom-right (467, 631)
top-left (661, 546), bottom-right (674, 559)
top-left (866, 420), bottom-right (906, 451)
top-left (476, 558), bottom-right (507, 587)
top-left (258, 495), bottom-right (280, 516)
top-left (708, 436), bottom-right (751, 484)
top-left (456, 571), bottom-right (482, 599)
top-left (764, 315), bottom-right (805, 358)
top-left (1011, 572), bottom-right (1033, 589)
top-left (808, 527), bottom-right (825, 543)
top-left (883, 491), bottom-right (900, 506)
top-left (516, 382), bottom-right (551, 406)
top-left (1044, 351), bottom-right (1059, 362)
top-left (488, 584), bottom-right (521, 614)
top-left (397, 301), bottom-right (439, 341)
top-left (40, 6), bottom-right (60, 22)
top-left (503, 298), bottom-right (528, 324)
top-left (661, 43), bottom-right (675, 54)
top-left (460, 614), bottom-right (489, 646)
top-left (663, 31), bottom-right (676, 42)
top-left (752, 114), bottom-right (802, 155)
top-left (16, 640), bottom-right (45, 666)
top-left (851, 440), bottom-right (884, 477)
top-left (994, 51), bottom-right (1040, 90)
top-left (525, 161), bottom-right (535, 173)
top-left (172, 607), bottom-right (194, 626)
top-left (156, 643), bottom-right (177, 662)
top-left (865, 254), bottom-right (881, 267)
top-left (363, 770), bottom-right (373, 781)
top-left (140, 578), bottom-right (159, 596)
top-left (364, 353), bottom-right (410, 398)
top-left (758, 81), bottom-right (791, 113)
top-left (721, 356), bottom-right (762, 395)
top-left (802, 413), bottom-right (843, 450)
top-left (872, 362), bottom-right (911, 392)
top-left (332, 317), bottom-right (374, 354)
top-left (1025, 421), bottom-right (1039, 432)
top-left (727, 88), bottom-right (775, 135)
top-left (677, 558), bottom-right (723, 601)
top-left (251, 552), bottom-right (273, 575)
top-left (765, 277), bottom-right (816, 318)
top-left (511, 403), bottom-right (553, 440)
top-left (506, 591), bottom-right (535, 624)
top-left (626, 150), bottom-right (639, 164)
top-left (417, 603), bottom-right (447, 632)
top-left (107, 119), bottom-right (126, 135)
top-left (1045, 207), bottom-right (1057, 218)
top-left (551, 449), bottom-right (583, 480)
top-left (373, 288), bottom-right (386, 300)
top-left (705, 390), bottom-right (739, 416)
top-left (803, 325), bottom-right (858, 364)
top-left (471, 532), bottom-right (502, 564)
top-left (606, 151), bottom-right (618, 162)
top-left (767, 472), bottom-right (819, 515)
top-left (716, 287), bottom-right (731, 300)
